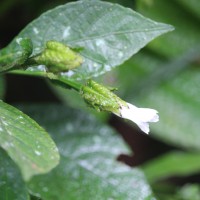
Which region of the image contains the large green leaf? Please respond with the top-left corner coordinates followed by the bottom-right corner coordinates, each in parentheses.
top-left (19, 104), bottom-right (155, 200)
top-left (142, 151), bottom-right (200, 183)
top-left (0, 148), bottom-right (30, 200)
top-left (137, 0), bottom-right (200, 57)
top-left (0, 0), bottom-right (173, 80)
top-left (0, 38), bottom-right (33, 73)
top-left (0, 101), bottom-right (60, 180)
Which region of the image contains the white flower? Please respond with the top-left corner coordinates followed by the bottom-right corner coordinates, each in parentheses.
top-left (115, 103), bottom-right (159, 134)
top-left (80, 79), bottom-right (159, 134)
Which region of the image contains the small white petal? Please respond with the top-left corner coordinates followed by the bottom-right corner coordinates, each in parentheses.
top-left (115, 102), bottom-right (159, 134)
top-left (137, 122), bottom-right (149, 134)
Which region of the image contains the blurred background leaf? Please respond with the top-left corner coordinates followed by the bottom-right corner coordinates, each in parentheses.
top-left (136, 0), bottom-right (200, 57)
top-left (142, 151), bottom-right (200, 183)
top-left (176, 184), bottom-right (200, 200)
top-left (174, 0), bottom-right (200, 20)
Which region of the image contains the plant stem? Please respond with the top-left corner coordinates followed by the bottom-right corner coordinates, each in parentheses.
top-left (9, 70), bottom-right (82, 91)
top-left (51, 76), bottom-right (82, 92)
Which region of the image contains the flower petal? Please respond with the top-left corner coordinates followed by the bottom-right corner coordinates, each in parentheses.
top-left (136, 122), bottom-right (150, 134)
top-left (115, 102), bottom-right (159, 134)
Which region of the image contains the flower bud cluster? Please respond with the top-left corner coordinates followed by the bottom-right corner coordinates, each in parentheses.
top-left (32, 41), bottom-right (83, 73)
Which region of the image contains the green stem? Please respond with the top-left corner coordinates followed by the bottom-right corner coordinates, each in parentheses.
top-left (56, 77), bottom-right (81, 91)
top-left (9, 70), bottom-right (82, 91)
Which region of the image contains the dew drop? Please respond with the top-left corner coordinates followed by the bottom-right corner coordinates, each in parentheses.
top-left (96, 39), bottom-right (105, 46)
top-left (35, 150), bottom-right (42, 156)
top-left (42, 187), bottom-right (49, 192)
top-left (118, 51), bottom-right (124, 58)
top-left (62, 70), bottom-right (75, 77)
top-left (3, 121), bottom-right (8, 126)
top-left (33, 27), bottom-right (39, 34)
top-left (104, 64), bottom-right (111, 71)
top-left (62, 26), bottom-right (71, 38)
top-left (93, 63), bottom-right (98, 67)
top-left (37, 65), bottom-right (46, 71)
top-left (16, 38), bottom-right (23, 44)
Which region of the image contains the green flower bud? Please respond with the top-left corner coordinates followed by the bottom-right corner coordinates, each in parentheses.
top-left (80, 80), bottom-right (127, 113)
top-left (32, 41), bottom-right (83, 73)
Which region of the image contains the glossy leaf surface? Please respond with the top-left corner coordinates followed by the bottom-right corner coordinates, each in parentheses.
top-left (0, 148), bottom-right (29, 200)
top-left (0, 101), bottom-right (60, 180)
top-left (0, 0), bottom-right (173, 79)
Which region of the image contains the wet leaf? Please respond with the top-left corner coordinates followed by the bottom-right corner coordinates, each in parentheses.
top-left (0, 38), bottom-right (33, 73)
top-left (0, 101), bottom-right (60, 180)
top-left (0, 148), bottom-right (30, 200)
top-left (1, 0), bottom-right (173, 79)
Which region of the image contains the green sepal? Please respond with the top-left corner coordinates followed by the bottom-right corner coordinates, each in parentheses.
top-left (80, 80), bottom-right (127, 113)
top-left (30, 41), bottom-right (83, 73)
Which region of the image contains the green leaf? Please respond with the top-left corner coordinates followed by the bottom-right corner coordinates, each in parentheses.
top-left (19, 104), bottom-right (155, 200)
top-left (0, 38), bottom-right (33, 73)
top-left (0, 75), bottom-right (5, 99)
top-left (0, 101), bottom-right (60, 181)
top-left (142, 151), bottom-right (200, 183)
top-left (136, 0), bottom-right (200, 57)
top-left (1, 0), bottom-right (173, 79)
top-left (0, 148), bottom-right (30, 200)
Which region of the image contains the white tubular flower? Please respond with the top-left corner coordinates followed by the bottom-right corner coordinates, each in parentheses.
top-left (115, 103), bottom-right (159, 134)
top-left (80, 80), bottom-right (159, 134)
